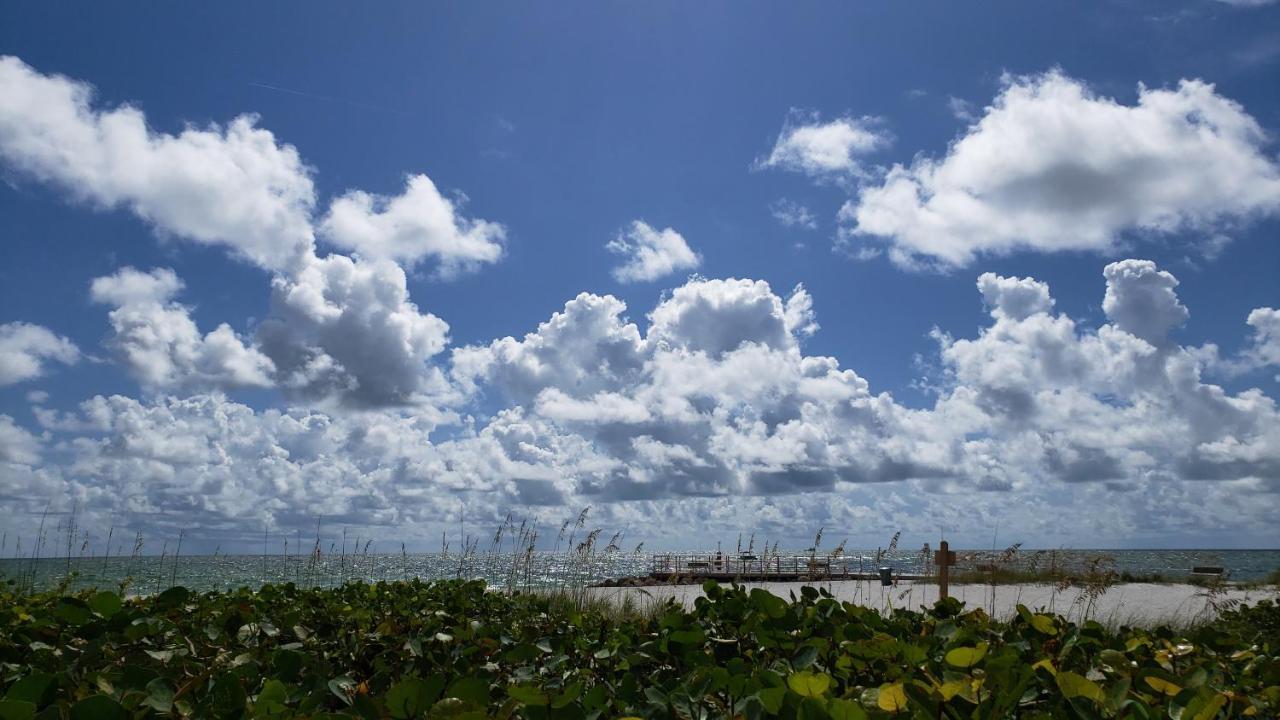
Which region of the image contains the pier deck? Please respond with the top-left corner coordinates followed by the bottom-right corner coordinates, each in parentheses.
top-left (648, 552), bottom-right (928, 582)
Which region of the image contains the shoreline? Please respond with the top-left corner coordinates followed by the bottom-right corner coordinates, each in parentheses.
top-left (585, 579), bottom-right (1278, 627)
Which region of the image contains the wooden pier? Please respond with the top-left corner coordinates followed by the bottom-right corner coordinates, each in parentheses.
top-left (648, 552), bottom-right (928, 582)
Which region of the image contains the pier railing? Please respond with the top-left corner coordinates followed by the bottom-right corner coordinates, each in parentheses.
top-left (649, 552), bottom-right (883, 580)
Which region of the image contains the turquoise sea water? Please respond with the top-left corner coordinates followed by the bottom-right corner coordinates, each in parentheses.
top-left (2, 548), bottom-right (1275, 595)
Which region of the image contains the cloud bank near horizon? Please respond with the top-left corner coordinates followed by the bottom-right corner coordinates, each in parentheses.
top-left (5, 259), bottom-right (1278, 548)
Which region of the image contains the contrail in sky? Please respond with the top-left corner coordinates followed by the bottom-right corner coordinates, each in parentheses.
top-left (247, 81), bottom-right (408, 115)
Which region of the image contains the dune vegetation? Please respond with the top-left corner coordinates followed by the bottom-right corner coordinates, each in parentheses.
top-left (0, 575), bottom-right (1276, 720)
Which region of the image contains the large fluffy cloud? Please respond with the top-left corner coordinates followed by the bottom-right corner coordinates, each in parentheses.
top-left (934, 259), bottom-right (1279, 488)
top-left (0, 57), bottom-right (510, 408)
top-left (3, 259), bottom-right (1277, 547)
top-left (0, 56), bottom-right (513, 282)
top-left (319, 174), bottom-right (506, 275)
top-left (456, 262), bottom-right (1277, 508)
top-left (840, 71), bottom-right (1280, 268)
top-left (606, 221), bottom-right (701, 283)
top-left (90, 267), bottom-right (274, 393)
top-left (0, 322), bottom-right (79, 386)
top-left (257, 254), bottom-right (453, 407)
top-left (0, 56), bottom-right (316, 271)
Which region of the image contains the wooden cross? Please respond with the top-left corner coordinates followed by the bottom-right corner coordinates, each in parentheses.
top-left (933, 540), bottom-right (957, 600)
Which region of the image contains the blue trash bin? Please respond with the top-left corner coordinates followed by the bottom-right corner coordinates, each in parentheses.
top-left (878, 567), bottom-right (894, 586)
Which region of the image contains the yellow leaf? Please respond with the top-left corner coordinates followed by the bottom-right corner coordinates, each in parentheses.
top-left (1032, 658), bottom-right (1057, 676)
top-left (1056, 671), bottom-right (1104, 702)
top-left (944, 642), bottom-right (988, 668)
top-left (787, 671), bottom-right (831, 699)
top-left (1191, 694), bottom-right (1227, 720)
top-left (877, 683), bottom-right (908, 713)
top-left (1030, 614), bottom-right (1057, 635)
top-left (937, 680), bottom-right (965, 701)
top-left (1144, 675), bottom-right (1182, 696)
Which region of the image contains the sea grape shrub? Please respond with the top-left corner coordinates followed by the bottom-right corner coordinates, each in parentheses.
top-left (0, 578), bottom-right (1275, 719)
top-left (1204, 598), bottom-right (1279, 649)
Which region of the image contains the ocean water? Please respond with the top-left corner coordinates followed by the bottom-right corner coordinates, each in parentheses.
top-left (1, 548), bottom-right (1275, 595)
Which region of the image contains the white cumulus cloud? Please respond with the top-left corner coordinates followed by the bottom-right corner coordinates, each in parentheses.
top-left (0, 414), bottom-right (43, 466)
top-left (840, 70), bottom-right (1280, 268)
top-left (320, 174), bottom-right (506, 276)
top-left (90, 267), bottom-right (275, 393)
top-left (257, 254), bottom-right (453, 407)
top-left (607, 221), bottom-right (701, 283)
top-left (1244, 308), bottom-right (1280, 369)
top-left (0, 56), bottom-right (317, 271)
top-left (0, 322), bottom-right (79, 386)
top-left (0, 58), bottom-right (519, 409)
top-left (758, 110), bottom-right (890, 179)
top-left (2, 260), bottom-right (1277, 547)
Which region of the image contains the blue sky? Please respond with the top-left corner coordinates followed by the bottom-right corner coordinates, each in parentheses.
top-left (1, 1), bottom-right (1278, 553)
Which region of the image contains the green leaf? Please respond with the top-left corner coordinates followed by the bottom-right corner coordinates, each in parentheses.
top-left (254, 679), bottom-right (289, 718)
top-left (792, 644), bottom-right (819, 669)
top-left (70, 696), bottom-right (125, 720)
top-left (1056, 671), bottom-right (1104, 702)
top-left (829, 698), bottom-right (868, 720)
top-left (756, 687), bottom-right (787, 713)
top-left (751, 589), bottom-right (788, 619)
top-left (787, 671), bottom-right (831, 699)
top-left (209, 673), bottom-right (248, 719)
top-left (900, 643), bottom-right (927, 666)
top-left (88, 591), bottom-right (123, 618)
top-left (271, 649), bottom-right (303, 681)
top-left (503, 644), bottom-right (540, 663)
top-left (1097, 649), bottom-right (1129, 674)
top-left (0, 700), bottom-right (36, 720)
top-left (669, 628), bottom-right (705, 645)
top-left (582, 685), bottom-right (607, 711)
top-left (155, 585), bottom-right (191, 608)
top-left (446, 677), bottom-right (489, 707)
top-left (550, 683), bottom-right (581, 710)
top-left (506, 685), bottom-right (549, 707)
top-left (143, 679), bottom-right (174, 713)
top-left (4, 673), bottom-right (54, 708)
top-left (387, 677), bottom-right (439, 718)
top-left (328, 676), bottom-right (357, 706)
top-left (55, 598), bottom-right (91, 626)
top-left (944, 642), bottom-right (988, 668)
top-left (1189, 693), bottom-right (1227, 720)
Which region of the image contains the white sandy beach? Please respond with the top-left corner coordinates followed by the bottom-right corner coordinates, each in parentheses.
top-left (587, 580), bottom-right (1278, 626)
